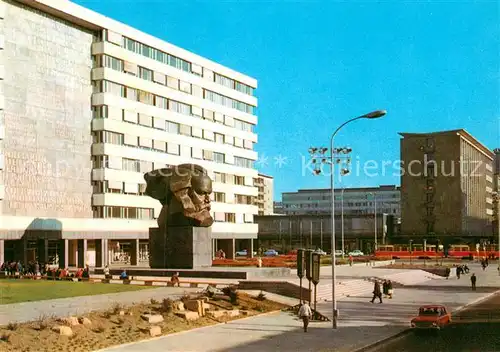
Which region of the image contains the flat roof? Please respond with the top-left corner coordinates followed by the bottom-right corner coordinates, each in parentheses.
top-left (258, 173), bottom-right (274, 179)
top-left (282, 185), bottom-right (400, 194)
top-left (15, 0), bottom-right (257, 86)
top-left (399, 129), bottom-right (493, 158)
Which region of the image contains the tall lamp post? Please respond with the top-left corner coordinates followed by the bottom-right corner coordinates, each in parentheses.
top-left (368, 192), bottom-right (378, 253)
top-left (308, 109), bottom-right (386, 329)
top-left (341, 188), bottom-right (345, 259)
top-left (492, 192), bottom-right (500, 275)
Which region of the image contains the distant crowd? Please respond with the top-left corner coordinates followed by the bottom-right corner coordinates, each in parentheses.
top-left (1, 260), bottom-right (91, 280)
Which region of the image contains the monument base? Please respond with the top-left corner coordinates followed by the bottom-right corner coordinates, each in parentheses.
top-left (149, 226), bottom-right (212, 269)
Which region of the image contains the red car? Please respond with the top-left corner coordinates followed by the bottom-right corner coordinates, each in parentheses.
top-left (410, 305), bottom-right (452, 330)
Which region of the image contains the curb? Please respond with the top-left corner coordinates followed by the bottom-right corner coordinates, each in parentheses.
top-left (352, 289), bottom-right (500, 352)
top-left (93, 309), bottom-right (282, 352)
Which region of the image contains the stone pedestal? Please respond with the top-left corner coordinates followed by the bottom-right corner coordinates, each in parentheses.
top-left (149, 226), bottom-right (212, 269)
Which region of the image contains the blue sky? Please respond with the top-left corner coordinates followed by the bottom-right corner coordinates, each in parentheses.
top-left (76, 0), bottom-right (499, 201)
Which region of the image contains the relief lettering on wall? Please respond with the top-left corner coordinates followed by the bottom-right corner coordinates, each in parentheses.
top-left (2, 2), bottom-right (95, 218)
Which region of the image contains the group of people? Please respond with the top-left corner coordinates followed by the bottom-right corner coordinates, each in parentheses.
top-left (452, 263), bottom-right (470, 279)
top-left (370, 279), bottom-right (393, 303)
top-left (215, 249), bottom-right (227, 259)
top-left (1, 260), bottom-right (92, 281)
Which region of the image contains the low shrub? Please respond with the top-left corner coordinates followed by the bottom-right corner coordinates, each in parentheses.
top-left (6, 322), bottom-right (18, 331)
top-left (256, 291), bottom-right (266, 301)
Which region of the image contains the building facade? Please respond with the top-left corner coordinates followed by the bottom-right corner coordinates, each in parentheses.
top-left (253, 173), bottom-right (273, 215)
top-left (255, 213), bottom-right (396, 254)
top-left (0, 0), bottom-right (259, 266)
top-left (273, 201), bottom-right (284, 214)
top-left (400, 130), bottom-right (494, 244)
top-left (280, 185), bottom-right (400, 217)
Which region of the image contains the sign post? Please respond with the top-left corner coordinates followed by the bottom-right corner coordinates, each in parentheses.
top-left (297, 249), bottom-right (305, 303)
top-left (305, 249), bottom-right (313, 304)
top-left (312, 252), bottom-right (321, 314)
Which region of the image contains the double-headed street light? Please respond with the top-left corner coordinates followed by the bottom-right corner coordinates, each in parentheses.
top-left (308, 109), bottom-right (386, 329)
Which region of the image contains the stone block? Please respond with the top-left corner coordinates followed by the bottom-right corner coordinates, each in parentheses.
top-left (141, 314), bottom-right (164, 324)
top-left (176, 311), bottom-right (199, 321)
top-left (206, 310), bottom-right (225, 319)
top-left (149, 326), bottom-right (162, 337)
top-left (184, 299), bottom-right (205, 317)
top-left (150, 226), bottom-right (212, 269)
top-left (60, 317), bottom-right (79, 326)
top-left (52, 325), bottom-right (73, 336)
top-left (78, 317), bottom-right (92, 326)
top-left (226, 310), bottom-right (240, 318)
top-left (173, 301), bottom-right (185, 311)
top-left (203, 303), bottom-right (211, 310)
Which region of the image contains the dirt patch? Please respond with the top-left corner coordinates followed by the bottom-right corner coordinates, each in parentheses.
top-left (0, 293), bottom-right (288, 352)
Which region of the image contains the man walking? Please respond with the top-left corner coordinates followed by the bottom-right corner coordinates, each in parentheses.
top-left (371, 280), bottom-right (383, 304)
top-left (471, 273), bottom-right (477, 291)
top-left (298, 301), bottom-right (313, 332)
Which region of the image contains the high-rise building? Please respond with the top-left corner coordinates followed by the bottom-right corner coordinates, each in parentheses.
top-left (280, 185), bottom-right (401, 217)
top-left (0, 0), bottom-right (258, 266)
top-left (253, 173), bottom-right (274, 215)
top-left (399, 129), bottom-right (494, 242)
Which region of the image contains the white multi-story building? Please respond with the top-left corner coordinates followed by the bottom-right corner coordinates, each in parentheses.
top-left (281, 185), bottom-right (401, 217)
top-left (0, 0), bottom-right (258, 266)
top-left (253, 173), bottom-right (274, 215)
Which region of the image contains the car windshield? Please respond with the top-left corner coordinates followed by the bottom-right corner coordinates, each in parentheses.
top-left (419, 308), bottom-right (440, 315)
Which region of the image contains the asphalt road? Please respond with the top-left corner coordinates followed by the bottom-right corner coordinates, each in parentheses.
top-left (372, 292), bottom-right (500, 352)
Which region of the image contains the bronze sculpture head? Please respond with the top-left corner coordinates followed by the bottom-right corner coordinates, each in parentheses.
top-left (144, 164), bottom-right (214, 228)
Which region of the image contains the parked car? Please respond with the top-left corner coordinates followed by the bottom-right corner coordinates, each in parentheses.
top-left (264, 249), bottom-right (279, 256)
top-left (334, 250), bottom-right (344, 256)
top-left (410, 305), bottom-right (451, 330)
top-left (348, 250), bottom-right (364, 256)
top-left (235, 249), bottom-right (257, 256)
top-left (314, 249), bottom-right (327, 255)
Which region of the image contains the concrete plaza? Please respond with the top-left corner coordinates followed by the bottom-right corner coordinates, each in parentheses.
top-left (98, 263), bottom-right (500, 352)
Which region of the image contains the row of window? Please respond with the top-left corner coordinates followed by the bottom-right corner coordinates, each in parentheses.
top-left (92, 152), bottom-right (254, 174)
top-left (92, 206), bottom-right (154, 220)
top-left (213, 192), bottom-right (253, 205)
top-left (93, 103), bottom-right (253, 134)
top-left (92, 181), bottom-right (255, 206)
top-left (116, 34), bottom-right (254, 96)
top-left (92, 110), bottom-right (254, 150)
top-left (91, 131), bottom-right (255, 168)
top-left (95, 55), bottom-right (254, 114)
top-left (95, 78), bottom-right (253, 120)
top-left (92, 206), bottom-right (253, 223)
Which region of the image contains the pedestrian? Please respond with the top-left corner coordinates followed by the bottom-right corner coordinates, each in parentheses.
top-left (170, 272), bottom-right (180, 287)
top-left (298, 301), bottom-right (312, 332)
top-left (382, 280), bottom-right (388, 298)
top-left (371, 280), bottom-right (383, 304)
top-left (456, 266), bottom-right (461, 279)
top-left (471, 273), bottom-right (477, 291)
top-left (445, 267), bottom-right (451, 279)
top-left (387, 280), bottom-right (394, 299)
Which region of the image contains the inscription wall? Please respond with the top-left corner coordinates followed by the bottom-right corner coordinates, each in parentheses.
top-left (2, 1), bottom-right (94, 218)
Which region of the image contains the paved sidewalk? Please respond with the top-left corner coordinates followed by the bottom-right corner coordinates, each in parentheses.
top-left (0, 286), bottom-right (199, 325)
top-left (99, 311), bottom-right (403, 352)
top-left (99, 285), bottom-right (500, 352)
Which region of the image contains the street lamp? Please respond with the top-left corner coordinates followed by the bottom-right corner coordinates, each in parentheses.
top-left (492, 192), bottom-right (500, 275)
top-left (308, 109), bottom-right (386, 329)
top-left (368, 192), bottom-right (378, 253)
top-left (341, 188), bottom-right (345, 259)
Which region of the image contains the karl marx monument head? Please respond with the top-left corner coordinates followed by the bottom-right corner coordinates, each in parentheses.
top-left (144, 164), bottom-right (214, 228)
